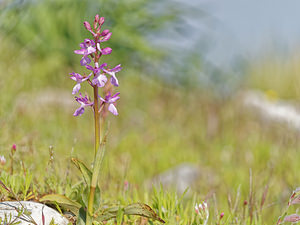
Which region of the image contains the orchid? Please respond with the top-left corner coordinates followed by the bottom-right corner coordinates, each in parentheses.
top-left (73, 94), bottom-right (93, 116)
top-left (69, 72), bottom-right (91, 94)
top-left (65, 14), bottom-right (163, 225)
top-left (103, 64), bottom-right (122, 87)
top-left (86, 63), bottom-right (108, 87)
top-left (70, 16), bottom-right (123, 218)
top-left (100, 92), bottom-right (120, 115)
top-left (74, 39), bottom-right (96, 66)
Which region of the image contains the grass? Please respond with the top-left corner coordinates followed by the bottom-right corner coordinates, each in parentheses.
top-left (0, 3), bottom-right (299, 224)
top-left (1, 66), bottom-right (299, 224)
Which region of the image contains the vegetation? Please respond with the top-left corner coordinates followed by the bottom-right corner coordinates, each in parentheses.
top-left (0, 0), bottom-right (299, 224)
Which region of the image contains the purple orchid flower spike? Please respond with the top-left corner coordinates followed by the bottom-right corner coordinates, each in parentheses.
top-left (74, 39), bottom-right (96, 66)
top-left (73, 94), bottom-right (93, 116)
top-left (100, 92), bottom-right (120, 115)
top-left (86, 63), bottom-right (108, 87)
top-left (103, 64), bottom-right (122, 87)
top-left (69, 72), bottom-right (92, 94)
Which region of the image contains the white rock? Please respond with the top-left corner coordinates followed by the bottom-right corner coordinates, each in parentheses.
top-left (0, 201), bottom-right (70, 225)
top-left (148, 163), bottom-right (200, 193)
top-left (243, 90), bottom-right (300, 131)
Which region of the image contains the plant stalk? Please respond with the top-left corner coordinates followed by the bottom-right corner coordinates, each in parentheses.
top-left (86, 86), bottom-right (101, 225)
top-left (93, 86), bottom-right (100, 158)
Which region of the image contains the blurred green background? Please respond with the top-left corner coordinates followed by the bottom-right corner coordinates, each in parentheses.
top-left (0, 0), bottom-right (300, 224)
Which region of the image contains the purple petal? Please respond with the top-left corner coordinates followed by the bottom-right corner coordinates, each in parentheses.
top-left (87, 46), bottom-right (96, 55)
top-left (85, 65), bottom-right (94, 71)
top-left (70, 72), bottom-right (83, 81)
top-left (92, 74), bottom-right (107, 87)
top-left (72, 83), bottom-right (81, 95)
top-left (84, 21), bottom-right (92, 31)
top-left (70, 75), bottom-right (77, 81)
top-left (101, 47), bottom-right (112, 55)
top-left (110, 92), bottom-right (120, 102)
top-left (111, 64), bottom-right (122, 72)
top-left (105, 92), bottom-right (112, 99)
top-left (80, 56), bottom-right (91, 66)
top-left (110, 74), bottom-right (119, 87)
top-left (99, 96), bottom-right (106, 102)
top-left (108, 103), bottom-right (118, 115)
top-left (79, 43), bottom-right (85, 49)
top-left (101, 29), bottom-right (110, 36)
top-left (100, 32), bottom-right (112, 42)
top-left (73, 107), bottom-right (85, 116)
top-left (74, 49), bottom-right (86, 55)
top-left (99, 17), bottom-right (105, 26)
top-left (82, 73), bottom-right (92, 82)
top-left (100, 63), bottom-right (107, 69)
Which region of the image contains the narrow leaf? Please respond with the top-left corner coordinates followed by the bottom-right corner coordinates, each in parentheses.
top-left (95, 206), bottom-right (119, 221)
top-left (94, 203), bottom-right (165, 223)
top-left (124, 203), bottom-right (165, 223)
top-left (71, 158), bottom-right (92, 186)
top-left (0, 179), bottom-right (10, 192)
top-left (116, 207), bottom-right (124, 225)
top-left (76, 207), bottom-right (86, 225)
top-left (40, 194), bottom-right (81, 215)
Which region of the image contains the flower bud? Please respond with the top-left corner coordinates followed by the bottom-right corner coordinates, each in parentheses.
top-left (96, 26), bottom-right (101, 34)
top-left (11, 144), bottom-right (16, 154)
top-left (289, 187), bottom-right (300, 205)
top-left (99, 17), bottom-right (105, 26)
top-left (101, 29), bottom-right (110, 36)
top-left (94, 14), bottom-right (100, 30)
top-left (84, 21), bottom-right (92, 31)
top-left (284, 214), bottom-right (300, 222)
top-left (124, 180), bottom-right (129, 191)
top-left (101, 32), bottom-right (112, 42)
top-left (220, 212), bottom-right (224, 220)
top-left (101, 47), bottom-right (112, 55)
top-left (0, 155), bottom-right (6, 166)
top-left (290, 195), bottom-right (300, 205)
top-left (95, 14), bottom-right (100, 22)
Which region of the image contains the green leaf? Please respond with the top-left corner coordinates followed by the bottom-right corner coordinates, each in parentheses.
top-left (116, 207), bottom-right (124, 225)
top-left (94, 206), bottom-right (119, 221)
top-left (40, 194), bottom-right (81, 215)
top-left (81, 185), bottom-right (101, 213)
top-left (71, 158), bottom-right (92, 186)
top-left (94, 203), bottom-right (165, 223)
top-left (94, 186), bottom-right (101, 212)
top-left (76, 207), bottom-right (86, 225)
top-left (124, 203), bottom-right (165, 223)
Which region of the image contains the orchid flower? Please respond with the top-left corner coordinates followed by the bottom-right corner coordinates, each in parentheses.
top-left (74, 39), bottom-right (96, 66)
top-left (100, 92), bottom-right (120, 115)
top-left (69, 72), bottom-right (91, 94)
top-left (73, 94), bottom-right (93, 116)
top-left (86, 63), bottom-right (108, 87)
top-left (103, 64), bottom-right (122, 87)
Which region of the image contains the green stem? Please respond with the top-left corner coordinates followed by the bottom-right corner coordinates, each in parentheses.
top-left (86, 86), bottom-right (101, 225)
top-left (93, 86), bottom-right (100, 157)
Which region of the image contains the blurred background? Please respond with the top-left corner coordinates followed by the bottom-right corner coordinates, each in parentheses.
top-left (1, 0), bottom-right (300, 223)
